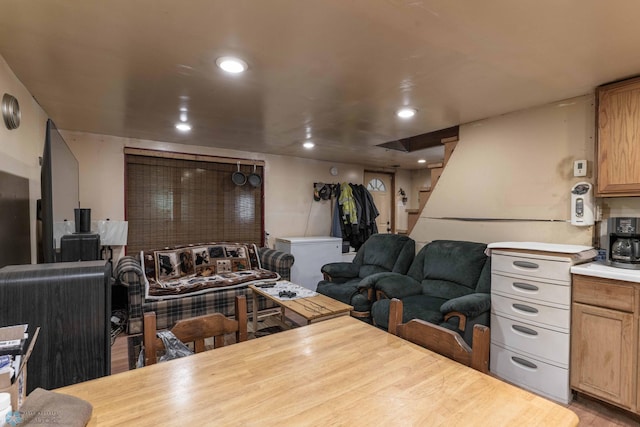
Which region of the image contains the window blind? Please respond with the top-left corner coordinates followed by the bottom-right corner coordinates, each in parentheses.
top-left (125, 153), bottom-right (264, 253)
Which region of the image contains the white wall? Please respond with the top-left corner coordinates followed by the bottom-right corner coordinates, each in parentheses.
top-left (394, 169), bottom-right (411, 232)
top-left (602, 197), bottom-right (640, 218)
top-left (61, 131), bottom-right (370, 253)
top-left (0, 55), bottom-right (49, 262)
top-left (411, 95), bottom-right (596, 248)
top-left (408, 168), bottom-right (432, 210)
top-left (65, 94), bottom-right (601, 257)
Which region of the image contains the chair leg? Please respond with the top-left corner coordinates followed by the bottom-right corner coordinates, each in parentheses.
top-left (470, 324), bottom-right (490, 374)
top-left (236, 295), bottom-right (248, 343)
top-left (143, 312), bottom-right (158, 366)
top-left (388, 299), bottom-right (403, 336)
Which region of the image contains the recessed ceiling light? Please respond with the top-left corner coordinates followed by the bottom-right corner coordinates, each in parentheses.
top-left (216, 56), bottom-right (248, 74)
top-left (396, 108), bottom-right (417, 119)
top-left (175, 123), bottom-right (192, 132)
top-left (417, 159), bottom-right (426, 164)
top-left (303, 141), bottom-right (315, 149)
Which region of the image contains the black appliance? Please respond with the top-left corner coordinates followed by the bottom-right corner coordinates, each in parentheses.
top-left (60, 233), bottom-right (101, 262)
top-left (608, 217), bottom-right (640, 269)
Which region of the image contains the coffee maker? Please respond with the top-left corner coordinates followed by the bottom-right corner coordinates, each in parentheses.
top-left (608, 217), bottom-right (640, 269)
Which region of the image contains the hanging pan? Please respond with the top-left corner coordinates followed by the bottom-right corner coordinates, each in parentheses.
top-left (232, 162), bottom-right (246, 186)
top-left (248, 164), bottom-right (262, 188)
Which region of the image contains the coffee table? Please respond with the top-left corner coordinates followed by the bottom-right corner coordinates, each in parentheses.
top-left (249, 283), bottom-right (352, 332)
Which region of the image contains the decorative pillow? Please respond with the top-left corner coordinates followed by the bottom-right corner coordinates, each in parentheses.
top-left (142, 242), bottom-right (278, 300)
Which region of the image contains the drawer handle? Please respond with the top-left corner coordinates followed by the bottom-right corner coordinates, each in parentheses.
top-left (512, 303), bottom-right (538, 314)
top-left (513, 282), bottom-right (539, 291)
top-left (512, 324), bottom-right (538, 336)
top-left (513, 260), bottom-right (539, 269)
top-left (511, 356), bottom-right (538, 370)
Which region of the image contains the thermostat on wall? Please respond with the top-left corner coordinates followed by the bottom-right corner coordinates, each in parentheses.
top-left (573, 160), bottom-right (587, 177)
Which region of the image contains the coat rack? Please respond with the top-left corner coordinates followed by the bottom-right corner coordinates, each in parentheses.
top-left (313, 182), bottom-right (341, 201)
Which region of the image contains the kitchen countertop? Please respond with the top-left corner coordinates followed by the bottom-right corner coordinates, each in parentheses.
top-left (571, 262), bottom-right (640, 283)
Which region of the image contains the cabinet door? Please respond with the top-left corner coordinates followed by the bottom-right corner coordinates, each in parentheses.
top-left (597, 77), bottom-right (640, 196)
top-left (570, 302), bottom-right (635, 408)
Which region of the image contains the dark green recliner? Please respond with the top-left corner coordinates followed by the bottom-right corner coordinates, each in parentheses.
top-left (316, 234), bottom-right (415, 320)
top-left (369, 240), bottom-right (490, 345)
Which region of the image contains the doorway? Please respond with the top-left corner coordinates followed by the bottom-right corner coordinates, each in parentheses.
top-left (364, 171), bottom-right (395, 233)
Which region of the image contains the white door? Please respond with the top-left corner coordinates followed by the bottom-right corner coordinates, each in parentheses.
top-left (364, 171), bottom-right (394, 233)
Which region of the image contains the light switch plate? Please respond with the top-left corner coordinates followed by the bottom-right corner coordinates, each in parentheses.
top-left (574, 160), bottom-right (587, 177)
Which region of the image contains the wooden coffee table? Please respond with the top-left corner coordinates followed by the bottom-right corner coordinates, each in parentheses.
top-left (249, 283), bottom-right (352, 332)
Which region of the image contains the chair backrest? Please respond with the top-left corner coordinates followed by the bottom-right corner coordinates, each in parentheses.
top-left (143, 295), bottom-right (248, 366)
top-left (355, 234), bottom-right (415, 277)
top-left (406, 240), bottom-right (489, 299)
top-left (388, 298), bottom-right (490, 374)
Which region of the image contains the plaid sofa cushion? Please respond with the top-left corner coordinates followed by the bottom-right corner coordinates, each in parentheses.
top-left (257, 247), bottom-right (295, 281)
top-left (139, 287), bottom-right (277, 332)
top-left (116, 246), bottom-right (295, 334)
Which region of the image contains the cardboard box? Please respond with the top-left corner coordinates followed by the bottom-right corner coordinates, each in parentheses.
top-left (0, 327), bottom-right (39, 410)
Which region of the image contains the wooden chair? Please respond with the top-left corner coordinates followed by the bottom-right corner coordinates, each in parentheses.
top-left (388, 298), bottom-right (490, 374)
top-left (143, 295), bottom-right (248, 366)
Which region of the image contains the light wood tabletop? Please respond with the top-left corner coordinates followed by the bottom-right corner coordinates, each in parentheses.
top-left (56, 316), bottom-right (578, 426)
top-left (249, 283), bottom-right (352, 331)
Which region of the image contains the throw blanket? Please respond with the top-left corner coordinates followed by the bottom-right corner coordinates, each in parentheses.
top-left (142, 242), bottom-right (279, 299)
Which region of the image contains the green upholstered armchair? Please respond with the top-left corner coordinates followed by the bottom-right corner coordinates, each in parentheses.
top-left (316, 234), bottom-right (415, 320)
top-left (369, 240), bottom-right (490, 345)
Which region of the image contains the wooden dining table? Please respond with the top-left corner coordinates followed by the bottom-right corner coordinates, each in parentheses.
top-left (56, 316), bottom-right (578, 426)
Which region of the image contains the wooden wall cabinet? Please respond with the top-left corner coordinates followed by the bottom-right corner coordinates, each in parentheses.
top-left (571, 274), bottom-right (638, 410)
top-left (597, 77), bottom-right (640, 196)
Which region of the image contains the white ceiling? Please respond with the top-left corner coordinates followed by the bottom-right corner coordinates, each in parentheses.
top-left (2, 1), bottom-right (640, 169)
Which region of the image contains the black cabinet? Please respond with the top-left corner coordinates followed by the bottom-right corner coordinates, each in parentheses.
top-left (0, 261), bottom-right (111, 392)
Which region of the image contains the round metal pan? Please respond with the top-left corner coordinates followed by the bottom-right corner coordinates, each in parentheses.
top-left (248, 164), bottom-right (262, 188)
top-left (232, 162), bottom-right (246, 186)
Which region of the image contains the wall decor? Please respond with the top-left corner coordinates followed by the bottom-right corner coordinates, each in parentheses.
top-left (2, 93), bottom-right (20, 130)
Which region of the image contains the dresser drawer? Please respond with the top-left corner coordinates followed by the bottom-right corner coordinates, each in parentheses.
top-left (490, 343), bottom-right (571, 404)
top-left (492, 272), bottom-right (570, 305)
top-left (492, 253), bottom-right (571, 282)
top-left (491, 313), bottom-right (569, 367)
top-left (491, 293), bottom-right (570, 330)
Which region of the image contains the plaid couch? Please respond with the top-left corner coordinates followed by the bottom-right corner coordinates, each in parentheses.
top-left (114, 247), bottom-right (295, 334)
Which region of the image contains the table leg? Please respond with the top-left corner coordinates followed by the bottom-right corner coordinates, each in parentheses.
top-left (252, 289), bottom-right (258, 333)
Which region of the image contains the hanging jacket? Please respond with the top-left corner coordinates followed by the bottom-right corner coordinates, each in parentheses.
top-left (331, 188), bottom-right (343, 238)
top-left (362, 186), bottom-right (379, 235)
top-left (339, 183), bottom-right (358, 225)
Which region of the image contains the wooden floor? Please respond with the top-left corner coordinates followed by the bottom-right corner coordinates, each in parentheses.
top-left (570, 395), bottom-right (640, 426)
top-left (110, 319), bottom-right (640, 426)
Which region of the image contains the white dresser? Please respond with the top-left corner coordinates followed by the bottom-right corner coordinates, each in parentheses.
top-left (489, 242), bottom-right (596, 404)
